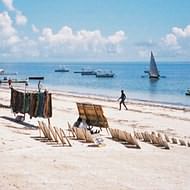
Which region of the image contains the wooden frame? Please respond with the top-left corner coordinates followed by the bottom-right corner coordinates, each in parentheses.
top-left (76, 103), bottom-right (109, 131)
top-left (54, 127), bottom-right (72, 147)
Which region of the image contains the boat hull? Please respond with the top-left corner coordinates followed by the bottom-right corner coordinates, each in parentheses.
top-left (54, 69), bottom-right (69, 72)
top-left (149, 75), bottom-right (160, 79)
top-left (81, 71), bottom-right (96, 75)
top-left (0, 80), bottom-right (27, 84)
top-left (96, 74), bottom-right (114, 78)
top-left (185, 90), bottom-right (190, 96)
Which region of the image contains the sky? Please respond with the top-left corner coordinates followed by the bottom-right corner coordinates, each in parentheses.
top-left (0, 0), bottom-right (190, 62)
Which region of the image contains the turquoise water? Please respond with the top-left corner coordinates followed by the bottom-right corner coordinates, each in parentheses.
top-left (1, 62), bottom-right (190, 106)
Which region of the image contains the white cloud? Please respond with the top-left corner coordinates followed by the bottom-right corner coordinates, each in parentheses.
top-left (0, 11), bottom-right (20, 48)
top-left (1, 0), bottom-right (15, 11)
top-left (1, 0), bottom-right (28, 26)
top-left (0, 11), bottom-right (15, 36)
top-left (108, 31), bottom-right (125, 44)
top-left (7, 35), bottom-right (20, 45)
top-left (161, 25), bottom-right (190, 55)
top-left (0, 17), bottom-right (126, 59)
top-left (172, 25), bottom-right (190, 38)
top-left (32, 24), bottom-right (39, 33)
top-left (162, 25), bottom-right (190, 47)
top-left (133, 24), bottom-right (190, 60)
top-left (9, 38), bottom-right (39, 57)
top-left (39, 26), bottom-right (126, 55)
top-left (162, 33), bottom-right (178, 47)
top-left (155, 24), bottom-right (190, 59)
top-left (16, 11), bottom-right (27, 25)
top-left (39, 26), bottom-right (73, 44)
top-left (0, 9), bottom-right (29, 59)
top-left (0, 11), bottom-right (22, 58)
top-left (0, 0), bottom-right (126, 60)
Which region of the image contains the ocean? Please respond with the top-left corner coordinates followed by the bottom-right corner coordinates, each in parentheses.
top-left (1, 62), bottom-right (190, 107)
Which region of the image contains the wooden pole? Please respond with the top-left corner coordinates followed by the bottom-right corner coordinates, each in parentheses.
top-left (48, 118), bottom-right (50, 127)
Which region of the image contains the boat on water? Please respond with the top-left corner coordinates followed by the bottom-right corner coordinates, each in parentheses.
top-left (54, 66), bottom-right (69, 72)
top-left (73, 71), bottom-right (82, 73)
top-left (0, 68), bottom-right (17, 75)
top-left (81, 68), bottom-right (96, 75)
top-left (148, 51), bottom-right (160, 79)
top-left (0, 70), bottom-right (22, 84)
top-left (0, 69), bottom-right (4, 74)
top-left (185, 89), bottom-right (190, 96)
top-left (0, 77), bottom-right (28, 84)
top-left (95, 70), bottom-right (115, 78)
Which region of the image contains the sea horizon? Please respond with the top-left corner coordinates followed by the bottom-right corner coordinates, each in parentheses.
top-left (1, 61), bottom-right (190, 64)
top-left (1, 62), bottom-right (190, 107)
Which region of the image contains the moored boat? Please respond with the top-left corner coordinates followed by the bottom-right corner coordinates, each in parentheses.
top-left (185, 89), bottom-right (190, 96)
top-left (148, 51), bottom-right (160, 79)
top-left (0, 69), bottom-right (5, 74)
top-left (95, 70), bottom-right (114, 78)
top-left (0, 78), bottom-right (28, 84)
top-left (54, 65), bottom-right (69, 72)
top-left (0, 69), bottom-right (17, 75)
top-left (81, 68), bottom-right (96, 75)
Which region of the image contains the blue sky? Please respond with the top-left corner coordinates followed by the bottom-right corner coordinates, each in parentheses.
top-left (0, 0), bottom-right (190, 62)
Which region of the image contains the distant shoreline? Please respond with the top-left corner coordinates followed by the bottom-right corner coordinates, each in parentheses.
top-left (1, 83), bottom-right (190, 111)
top-left (1, 62), bottom-right (190, 107)
top-left (51, 88), bottom-right (190, 111)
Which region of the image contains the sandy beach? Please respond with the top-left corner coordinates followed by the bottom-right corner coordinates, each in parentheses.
top-left (1, 84), bottom-right (190, 190)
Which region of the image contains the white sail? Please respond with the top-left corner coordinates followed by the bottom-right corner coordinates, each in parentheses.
top-left (149, 51), bottom-right (159, 78)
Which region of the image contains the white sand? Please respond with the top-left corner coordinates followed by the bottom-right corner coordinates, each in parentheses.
top-left (1, 84), bottom-right (190, 190)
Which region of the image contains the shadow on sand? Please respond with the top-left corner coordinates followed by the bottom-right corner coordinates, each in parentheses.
top-left (0, 116), bottom-right (37, 129)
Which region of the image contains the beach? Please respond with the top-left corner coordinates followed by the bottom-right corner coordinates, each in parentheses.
top-left (1, 84), bottom-right (190, 190)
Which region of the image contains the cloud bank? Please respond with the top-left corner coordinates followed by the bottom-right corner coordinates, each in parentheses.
top-left (0, 4), bottom-right (126, 60)
top-left (0, 0), bottom-right (190, 61)
top-left (1, 0), bottom-right (15, 11)
top-left (136, 25), bottom-right (190, 60)
top-left (38, 26), bottom-right (125, 55)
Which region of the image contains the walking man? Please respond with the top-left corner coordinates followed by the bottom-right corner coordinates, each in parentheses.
top-left (118, 90), bottom-right (128, 110)
top-left (8, 78), bottom-right (12, 88)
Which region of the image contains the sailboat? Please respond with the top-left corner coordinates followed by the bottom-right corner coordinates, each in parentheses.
top-left (148, 51), bottom-right (160, 79)
top-left (185, 89), bottom-right (190, 96)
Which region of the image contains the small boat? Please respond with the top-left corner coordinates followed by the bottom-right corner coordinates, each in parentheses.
top-left (0, 69), bottom-right (17, 75)
top-left (95, 70), bottom-right (114, 78)
top-left (81, 68), bottom-right (96, 75)
top-left (0, 78), bottom-right (28, 84)
top-left (144, 70), bottom-right (149, 74)
top-left (148, 51), bottom-right (160, 79)
top-left (185, 89), bottom-right (190, 96)
top-left (73, 71), bottom-right (83, 73)
top-left (54, 66), bottom-right (69, 72)
top-left (0, 69), bottom-right (5, 74)
top-left (0, 72), bottom-right (17, 75)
